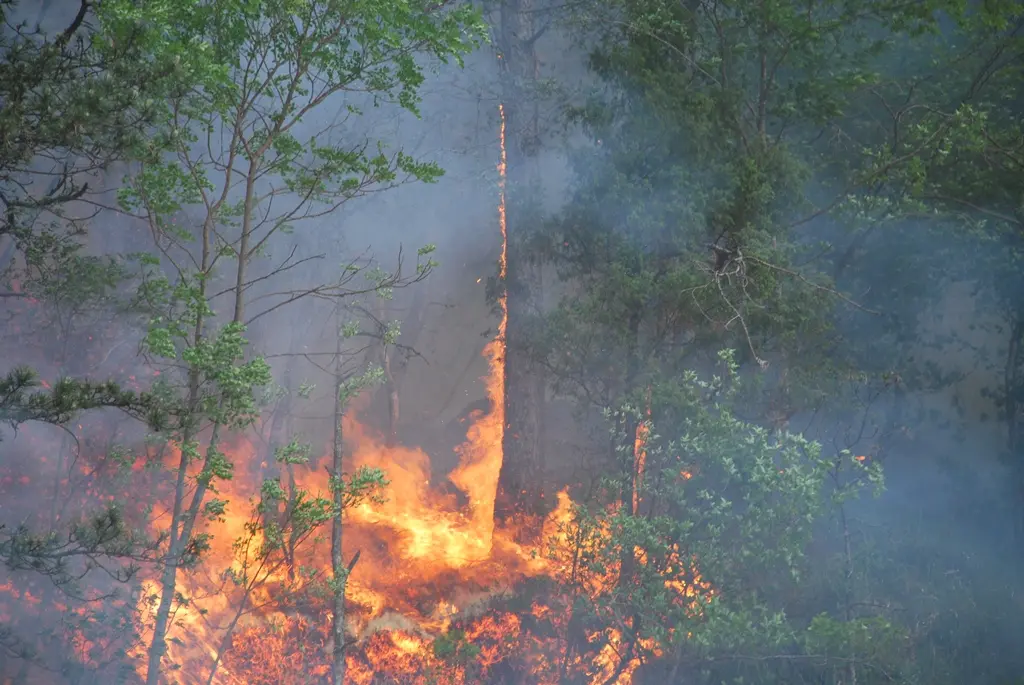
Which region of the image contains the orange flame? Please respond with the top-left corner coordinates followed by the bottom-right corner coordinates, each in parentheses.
top-left (0, 102), bottom-right (719, 685)
top-left (632, 387), bottom-right (652, 516)
top-left (445, 103), bottom-right (508, 540)
top-left (121, 103), bottom-right (522, 684)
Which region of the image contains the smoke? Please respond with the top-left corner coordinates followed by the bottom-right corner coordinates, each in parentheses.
top-left (3, 0), bottom-right (1024, 682)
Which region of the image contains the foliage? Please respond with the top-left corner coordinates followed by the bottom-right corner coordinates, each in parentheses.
top-left (528, 0), bottom-right (962, 430)
top-left (541, 352), bottom-right (830, 681)
top-left (0, 366), bottom-right (173, 436)
top-left (519, 0), bottom-right (1024, 682)
top-left (99, 0), bottom-right (484, 680)
top-left (0, 505), bottom-right (151, 592)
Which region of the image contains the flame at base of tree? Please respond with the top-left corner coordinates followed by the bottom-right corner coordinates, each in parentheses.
top-left (2, 418), bottom-right (710, 684)
top-left (0, 104), bottom-right (713, 685)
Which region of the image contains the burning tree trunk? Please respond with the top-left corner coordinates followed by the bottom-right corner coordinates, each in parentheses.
top-left (495, 0), bottom-right (548, 525)
top-left (632, 388), bottom-right (652, 517)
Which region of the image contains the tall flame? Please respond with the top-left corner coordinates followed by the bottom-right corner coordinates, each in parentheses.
top-left (445, 103), bottom-right (508, 542)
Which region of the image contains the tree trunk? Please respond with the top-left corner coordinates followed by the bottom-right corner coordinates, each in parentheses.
top-left (382, 343), bottom-right (399, 448)
top-left (145, 548), bottom-right (182, 683)
top-left (145, 424), bottom-right (221, 684)
top-left (495, 0), bottom-right (547, 526)
top-left (617, 314), bottom-right (644, 594)
top-left (839, 501), bottom-right (858, 685)
top-left (146, 204), bottom-right (231, 684)
top-left (1005, 312), bottom-right (1024, 542)
top-left (330, 326), bottom-right (347, 685)
top-left (374, 299), bottom-right (400, 448)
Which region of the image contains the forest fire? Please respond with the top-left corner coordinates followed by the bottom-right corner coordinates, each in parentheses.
top-left (122, 102), bottom-right (551, 683)
top-left (0, 103), bottom-right (713, 685)
top-left (3, 0), bottom-right (1014, 680)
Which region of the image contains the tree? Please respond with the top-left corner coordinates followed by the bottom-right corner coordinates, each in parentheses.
top-left (0, 0), bottom-right (198, 442)
top-left (199, 436), bottom-right (385, 685)
top-left (801, 5), bottom-right (1024, 682)
top-left (0, 370), bottom-right (168, 683)
top-left (539, 352), bottom-right (831, 683)
top-left (524, 0), bottom-right (886, 589)
top-left (0, 5), bottom-right (196, 670)
top-left (544, 0), bottom-right (963, 385)
top-left (850, 2), bottom-right (1024, 536)
top-left (0, 0), bottom-right (219, 287)
top-left (491, 0), bottom-right (554, 526)
top-left (327, 309), bottom-right (392, 685)
top-left (517, 0), bottom-right (1001, 681)
top-left (97, 0), bottom-right (484, 680)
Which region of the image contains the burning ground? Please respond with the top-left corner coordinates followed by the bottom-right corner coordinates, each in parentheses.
top-left (0, 309), bottom-right (709, 685)
top-left (0, 105), bottom-right (710, 685)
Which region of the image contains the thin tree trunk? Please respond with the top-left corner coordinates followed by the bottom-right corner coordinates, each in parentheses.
top-left (146, 195), bottom-right (240, 682)
top-left (206, 537), bottom-right (298, 685)
top-left (330, 315), bottom-right (347, 685)
top-left (145, 320), bottom-right (211, 682)
top-left (145, 423), bottom-right (222, 684)
top-left (382, 337), bottom-right (399, 448)
top-left (617, 312), bottom-right (643, 588)
top-left (1006, 313), bottom-right (1024, 542)
top-left (232, 168), bottom-right (258, 324)
top-left (839, 501), bottom-right (857, 685)
top-left (284, 459), bottom-right (299, 581)
top-left (205, 589), bottom-right (252, 685)
top-left (374, 299), bottom-right (400, 448)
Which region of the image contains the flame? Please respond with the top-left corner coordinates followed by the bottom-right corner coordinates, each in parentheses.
top-left (125, 104), bottom-right (519, 684)
top-left (443, 101), bottom-right (508, 542)
top-left (0, 103), bottom-right (714, 685)
top-left (632, 387), bottom-right (652, 516)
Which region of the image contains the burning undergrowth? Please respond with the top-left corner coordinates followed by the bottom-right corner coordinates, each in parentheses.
top-left (0, 104), bottom-right (715, 685)
top-left (109, 396), bottom-right (709, 684)
top-left (0, 335), bottom-right (710, 684)
top-left (125, 401), bottom-right (576, 684)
